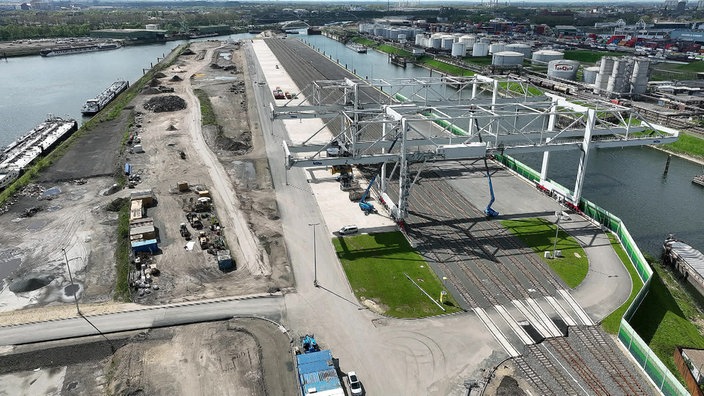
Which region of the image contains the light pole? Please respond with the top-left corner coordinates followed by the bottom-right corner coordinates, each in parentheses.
top-left (552, 211), bottom-right (563, 259)
top-left (62, 248), bottom-right (82, 315)
top-left (309, 223), bottom-right (320, 287)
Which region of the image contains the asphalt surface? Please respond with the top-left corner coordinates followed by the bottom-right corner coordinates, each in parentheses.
top-left (0, 294), bottom-right (284, 345)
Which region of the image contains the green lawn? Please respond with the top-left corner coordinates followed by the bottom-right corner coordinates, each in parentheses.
top-left (420, 58), bottom-right (474, 76)
top-left (629, 264), bottom-right (704, 381)
top-left (333, 232), bottom-right (462, 318)
top-left (600, 233), bottom-right (644, 334)
top-left (501, 218), bottom-right (588, 288)
top-left (662, 132), bottom-right (704, 160)
top-left (563, 49), bottom-right (624, 64)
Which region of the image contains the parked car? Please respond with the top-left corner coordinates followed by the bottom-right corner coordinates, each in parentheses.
top-left (338, 225), bottom-right (358, 235)
top-left (347, 371), bottom-right (363, 395)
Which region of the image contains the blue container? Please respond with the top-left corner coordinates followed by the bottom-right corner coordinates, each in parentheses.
top-left (124, 163), bottom-right (132, 175)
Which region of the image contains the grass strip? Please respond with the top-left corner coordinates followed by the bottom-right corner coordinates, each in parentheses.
top-left (662, 132), bottom-right (704, 160)
top-left (333, 232), bottom-right (462, 318)
top-left (194, 89), bottom-right (217, 126)
top-left (501, 218), bottom-right (588, 288)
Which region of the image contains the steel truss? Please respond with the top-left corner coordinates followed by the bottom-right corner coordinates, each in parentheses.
top-left (275, 75), bottom-right (679, 222)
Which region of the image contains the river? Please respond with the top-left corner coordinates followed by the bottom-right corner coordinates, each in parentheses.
top-left (1, 32), bottom-right (701, 255)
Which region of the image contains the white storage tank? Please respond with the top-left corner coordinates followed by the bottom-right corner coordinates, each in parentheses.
top-left (492, 51), bottom-right (524, 66)
top-left (583, 66), bottom-right (600, 84)
top-left (607, 59), bottom-right (628, 94)
top-left (489, 42), bottom-right (506, 54)
top-left (547, 60), bottom-right (579, 80)
top-left (532, 50), bottom-right (564, 64)
top-left (415, 33), bottom-right (425, 46)
top-left (594, 57), bottom-right (615, 93)
top-left (479, 37), bottom-right (491, 44)
top-left (398, 33), bottom-right (407, 43)
top-left (459, 35), bottom-right (475, 46)
top-left (451, 42), bottom-right (467, 57)
top-left (441, 35), bottom-right (454, 50)
top-left (506, 43), bottom-right (532, 58)
top-left (630, 58), bottom-right (650, 95)
top-left (430, 35), bottom-right (443, 49)
top-left (472, 42), bottom-right (489, 57)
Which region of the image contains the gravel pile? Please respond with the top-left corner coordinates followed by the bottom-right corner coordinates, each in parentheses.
top-left (143, 95), bottom-right (187, 113)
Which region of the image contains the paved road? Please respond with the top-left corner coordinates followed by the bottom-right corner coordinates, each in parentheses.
top-left (0, 295), bottom-right (284, 346)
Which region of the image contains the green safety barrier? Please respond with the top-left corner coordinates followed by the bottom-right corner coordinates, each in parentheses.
top-left (495, 153), bottom-right (688, 396)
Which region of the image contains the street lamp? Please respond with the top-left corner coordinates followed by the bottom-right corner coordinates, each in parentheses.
top-left (552, 211), bottom-right (563, 259)
top-left (309, 223), bottom-right (320, 287)
top-left (62, 248), bottom-right (82, 315)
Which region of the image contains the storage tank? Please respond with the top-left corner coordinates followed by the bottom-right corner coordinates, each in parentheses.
top-left (451, 42), bottom-right (467, 57)
top-left (415, 33), bottom-right (425, 46)
top-left (594, 57), bottom-right (615, 93)
top-left (607, 59), bottom-right (628, 94)
top-left (459, 35), bottom-right (475, 46)
top-left (583, 66), bottom-right (600, 84)
top-left (441, 35), bottom-right (454, 50)
top-left (489, 42), bottom-right (506, 54)
top-left (492, 51), bottom-right (524, 66)
top-left (547, 60), bottom-right (579, 80)
top-left (532, 50), bottom-right (564, 64)
top-left (472, 42), bottom-right (489, 57)
top-left (630, 58), bottom-right (650, 95)
top-left (398, 33), bottom-right (407, 43)
top-left (480, 37), bottom-right (491, 44)
top-left (506, 43), bottom-right (532, 58)
top-left (430, 35), bottom-right (443, 49)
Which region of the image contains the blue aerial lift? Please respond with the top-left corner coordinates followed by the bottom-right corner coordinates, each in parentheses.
top-left (359, 174), bottom-right (378, 215)
top-left (483, 156), bottom-right (499, 218)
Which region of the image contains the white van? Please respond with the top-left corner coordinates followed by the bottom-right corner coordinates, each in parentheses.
top-left (338, 225), bottom-right (358, 235)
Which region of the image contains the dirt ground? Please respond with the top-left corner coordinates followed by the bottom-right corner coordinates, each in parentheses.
top-left (0, 318), bottom-right (297, 396)
top-left (0, 40), bottom-right (295, 393)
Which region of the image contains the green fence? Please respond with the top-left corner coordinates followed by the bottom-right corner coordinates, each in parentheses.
top-left (496, 154), bottom-right (688, 395)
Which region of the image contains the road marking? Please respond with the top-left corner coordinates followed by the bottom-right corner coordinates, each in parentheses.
top-left (495, 304), bottom-right (534, 345)
top-left (558, 289), bottom-right (594, 325)
top-left (474, 307), bottom-right (521, 357)
top-left (512, 300), bottom-right (550, 338)
top-left (545, 295), bottom-right (577, 327)
top-left (526, 298), bottom-right (563, 337)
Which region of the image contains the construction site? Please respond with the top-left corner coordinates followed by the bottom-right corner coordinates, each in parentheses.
top-left (0, 33), bottom-right (686, 395)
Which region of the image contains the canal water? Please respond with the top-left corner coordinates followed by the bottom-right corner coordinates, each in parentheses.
top-left (1, 32), bottom-right (701, 255)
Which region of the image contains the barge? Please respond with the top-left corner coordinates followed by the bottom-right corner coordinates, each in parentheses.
top-left (40, 42), bottom-right (121, 57)
top-left (693, 174), bottom-right (704, 187)
top-left (81, 80), bottom-right (130, 116)
top-left (0, 117), bottom-right (78, 190)
top-left (663, 235), bottom-right (704, 296)
top-left (346, 43), bottom-right (367, 53)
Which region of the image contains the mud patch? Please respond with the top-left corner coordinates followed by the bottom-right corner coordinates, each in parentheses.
top-left (143, 95), bottom-right (187, 113)
top-left (8, 275), bottom-right (53, 293)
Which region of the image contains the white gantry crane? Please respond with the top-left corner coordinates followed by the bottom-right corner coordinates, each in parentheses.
top-left (273, 75), bottom-right (679, 223)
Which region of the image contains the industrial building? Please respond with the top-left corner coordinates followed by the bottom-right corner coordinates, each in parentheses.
top-left (90, 29), bottom-right (167, 44)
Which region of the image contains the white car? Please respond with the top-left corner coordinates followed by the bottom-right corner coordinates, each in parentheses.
top-left (347, 371), bottom-right (362, 395)
top-left (338, 225), bottom-right (358, 235)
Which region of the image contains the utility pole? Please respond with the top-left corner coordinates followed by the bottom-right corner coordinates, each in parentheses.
top-left (309, 223), bottom-right (320, 287)
top-left (62, 248), bottom-right (82, 315)
top-left (552, 212), bottom-right (563, 259)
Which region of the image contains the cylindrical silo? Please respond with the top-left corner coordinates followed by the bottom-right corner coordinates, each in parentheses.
top-left (451, 42), bottom-right (466, 57)
top-left (531, 50), bottom-right (564, 64)
top-left (430, 34), bottom-right (442, 49)
top-left (506, 43), bottom-right (532, 58)
top-left (480, 37), bottom-right (491, 44)
top-left (547, 60), bottom-right (579, 80)
top-left (472, 42), bottom-right (489, 57)
top-left (607, 59), bottom-right (628, 94)
top-left (630, 58), bottom-right (650, 95)
top-left (492, 51), bottom-right (524, 66)
top-left (594, 57), bottom-right (615, 93)
top-left (441, 35), bottom-right (454, 50)
top-left (415, 33), bottom-right (424, 46)
top-left (459, 35), bottom-right (475, 46)
top-left (489, 42), bottom-right (506, 54)
top-left (583, 66), bottom-right (600, 84)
